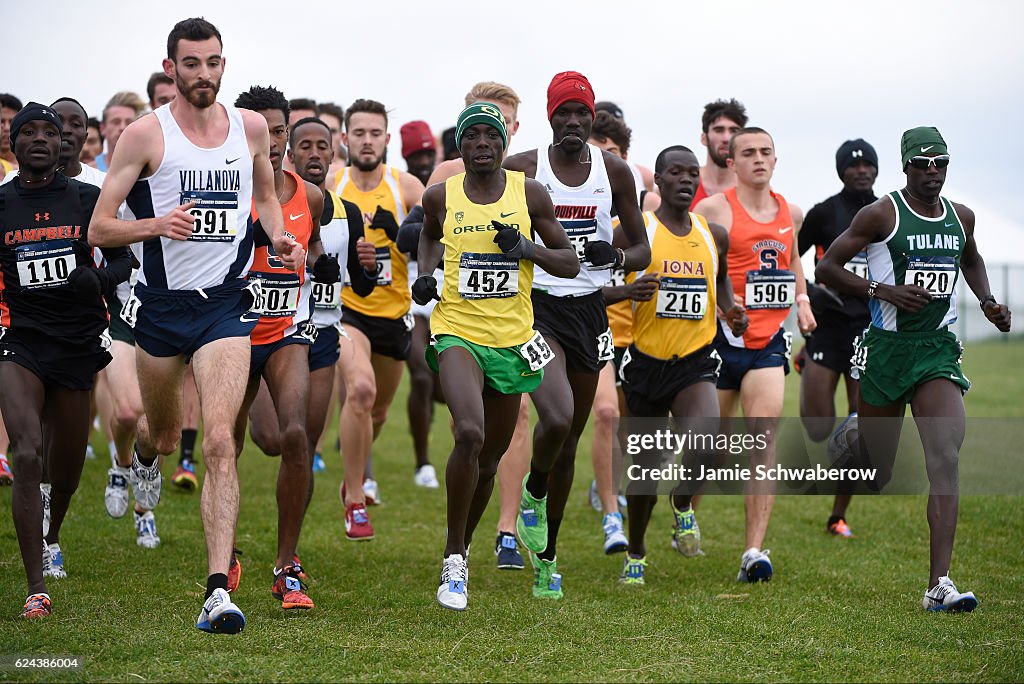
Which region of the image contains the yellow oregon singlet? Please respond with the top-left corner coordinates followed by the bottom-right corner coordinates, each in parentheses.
top-left (431, 171), bottom-right (535, 348)
top-left (336, 165), bottom-right (409, 319)
top-left (606, 219), bottom-right (634, 348)
top-left (633, 211), bottom-right (719, 360)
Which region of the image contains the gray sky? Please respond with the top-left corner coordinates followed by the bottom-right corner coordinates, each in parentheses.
top-left (8, 0), bottom-right (1024, 261)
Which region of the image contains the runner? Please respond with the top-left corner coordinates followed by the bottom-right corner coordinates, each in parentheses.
top-left (400, 120), bottom-right (437, 187)
top-left (93, 91), bottom-right (146, 172)
top-left (691, 99), bottom-right (747, 209)
top-left (413, 102), bottom-right (578, 610)
top-left (146, 72), bottom-right (175, 110)
top-left (89, 17), bottom-right (302, 634)
top-left (818, 126), bottom-right (1010, 612)
top-left (1, 93), bottom-right (24, 172)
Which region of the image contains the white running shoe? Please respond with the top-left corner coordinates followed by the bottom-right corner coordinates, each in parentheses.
top-left (437, 554), bottom-right (468, 611)
top-left (129, 451), bottom-right (162, 510)
top-left (85, 444), bottom-right (96, 460)
top-left (588, 480), bottom-right (602, 512)
top-left (44, 543), bottom-right (66, 579)
top-left (737, 547), bottom-right (773, 582)
top-left (40, 483), bottom-right (51, 537)
top-left (923, 576), bottom-right (978, 612)
top-left (105, 467), bottom-right (130, 519)
top-left (414, 464), bottom-right (440, 489)
top-left (196, 588), bottom-right (246, 634)
top-left (362, 478), bottom-right (380, 505)
top-left (602, 512), bottom-right (628, 554)
top-left (827, 412), bottom-right (858, 467)
top-left (134, 510), bottom-right (161, 549)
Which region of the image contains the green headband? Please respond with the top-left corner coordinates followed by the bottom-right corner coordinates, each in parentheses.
top-left (455, 102), bottom-right (508, 151)
top-left (901, 126), bottom-right (948, 167)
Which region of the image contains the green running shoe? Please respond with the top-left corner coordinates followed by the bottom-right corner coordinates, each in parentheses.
top-left (516, 475), bottom-right (549, 554)
top-left (619, 555), bottom-right (647, 585)
top-left (671, 503), bottom-right (704, 557)
top-left (529, 551), bottom-right (563, 600)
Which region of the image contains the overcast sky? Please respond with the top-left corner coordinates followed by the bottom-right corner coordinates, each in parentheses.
top-left (8, 0), bottom-right (1024, 262)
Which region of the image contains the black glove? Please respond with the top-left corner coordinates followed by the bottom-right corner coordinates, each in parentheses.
top-left (370, 205), bottom-right (400, 242)
top-left (67, 265), bottom-right (104, 302)
top-left (411, 275), bottom-right (440, 305)
top-left (491, 220), bottom-right (536, 260)
top-left (583, 240), bottom-right (619, 270)
top-left (312, 254), bottom-right (341, 284)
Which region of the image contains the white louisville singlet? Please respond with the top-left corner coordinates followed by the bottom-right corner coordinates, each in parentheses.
top-left (125, 103), bottom-right (254, 291)
top-left (532, 143), bottom-right (614, 296)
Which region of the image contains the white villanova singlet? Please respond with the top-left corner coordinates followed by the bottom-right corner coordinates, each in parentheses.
top-left (532, 143), bottom-right (615, 296)
top-left (125, 103), bottom-right (254, 291)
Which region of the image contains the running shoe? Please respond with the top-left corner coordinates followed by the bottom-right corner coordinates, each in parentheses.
top-left (134, 510), bottom-right (161, 549)
top-left (40, 483), bottom-right (51, 537)
top-left (105, 466), bottom-right (130, 518)
top-left (291, 554), bottom-right (308, 580)
top-left (529, 551), bottom-right (563, 600)
top-left (414, 464), bottom-right (440, 489)
top-left (737, 547), bottom-right (773, 583)
top-left (344, 502), bottom-right (374, 541)
top-left (363, 478), bottom-right (380, 505)
top-left (827, 412), bottom-right (858, 468)
top-left (228, 548), bottom-right (243, 593)
top-left (196, 588), bottom-right (245, 634)
top-left (602, 512), bottom-right (628, 554)
top-left (923, 576), bottom-right (978, 612)
top-left (671, 503), bottom-right (704, 557)
top-left (44, 543), bottom-right (66, 579)
top-left (172, 459), bottom-right (198, 491)
top-left (516, 476), bottom-right (548, 554)
top-left (495, 532), bottom-right (524, 570)
top-left (0, 454), bottom-right (12, 485)
top-left (312, 453), bottom-right (326, 473)
top-left (85, 444), bottom-right (96, 460)
top-left (21, 593), bottom-right (51, 619)
top-left (588, 479), bottom-right (601, 512)
top-left (129, 450), bottom-right (162, 510)
top-left (827, 518), bottom-right (854, 538)
top-left (437, 554), bottom-right (468, 611)
top-left (619, 555), bottom-right (647, 585)
top-left (272, 564), bottom-right (314, 610)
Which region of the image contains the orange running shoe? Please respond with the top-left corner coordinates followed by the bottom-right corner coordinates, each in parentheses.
top-left (0, 454), bottom-right (13, 485)
top-left (21, 593), bottom-right (51, 619)
top-left (827, 518), bottom-right (854, 538)
top-left (272, 565), bottom-right (314, 610)
top-left (228, 548), bottom-right (243, 592)
top-left (172, 460), bottom-right (198, 491)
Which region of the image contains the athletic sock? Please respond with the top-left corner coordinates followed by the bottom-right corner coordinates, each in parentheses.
top-left (827, 514), bottom-right (844, 527)
top-left (134, 444), bottom-right (157, 468)
top-left (108, 441), bottom-right (117, 463)
top-left (526, 467), bottom-right (548, 499)
top-left (179, 429), bottom-right (197, 465)
top-left (205, 573), bottom-right (228, 599)
top-left (671, 494), bottom-right (691, 511)
top-left (537, 517), bottom-right (561, 562)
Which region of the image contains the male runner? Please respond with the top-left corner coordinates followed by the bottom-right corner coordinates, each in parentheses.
top-left (797, 138), bottom-right (879, 537)
top-left (89, 17), bottom-right (301, 634)
top-left (818, 127), bottom-right (1010, 612)
top-left (691, 99), bottom-right (747, 209)
top-left (400, 120), bottom-right (437, 187)
top-left (1, 103), bottom-right (131, 618)
top-left (618, 146), bottom-right (747, 584)
top-left (1, 94), bottom-right (25, 172)
top-left (82, 117), bottom-right (102, 167)
top-left (694, 127), bottom-right (815, 581)
top-left (504, 71), bottom-right (650, 599)
top-left (318, 102), bottom-right (348, 179)
top-left (333, 98), bottom-right (425, 537)
top-left (147, 72), bottom-right (176, 110)
top-left (94, 92), bottom-right (146, 172)
top-left (413, 102), bottom-right (578, 610)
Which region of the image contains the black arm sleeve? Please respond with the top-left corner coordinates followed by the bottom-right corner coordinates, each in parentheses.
top-left (798, 201), bottom-right (827, 257)
top-left (95, 246), bottom-right (133, 296)
top-left (396, 204), bottom-right (425, 255)
top-left (345, 202), bottom-right (376, 298)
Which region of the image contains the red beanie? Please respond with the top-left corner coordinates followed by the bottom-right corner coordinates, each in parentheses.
top-left (400, 120), bottom-right (436, 159)
top-left (546, 71), bottom-right (595, 121)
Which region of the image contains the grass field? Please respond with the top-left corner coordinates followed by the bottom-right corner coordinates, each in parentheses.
top-left (2, 340), bottom-right (1023, 682)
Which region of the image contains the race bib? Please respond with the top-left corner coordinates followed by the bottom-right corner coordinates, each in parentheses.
top-left (905, 255), bottom-right (956, 298)
top-left (844, 252), bottom-right (870, 280)
top-left (596, 328), bottom-right (615, 361)
top-left (656, 276), bottom-right (708, 320)
top-left (608, 266), bottom-right (626, 288)
top-left (564, 222), bottom-right (598, 263)
top-left (312, 281), bottom-right (341, 310)
top-left (16, 240), bottom-right (75, 290)
top-left (519, 330), bottom-right (555, 371)
top-left (182, 191), bottom-right (239, 243)
top-left (458, 252), bottom-right (519, 299)
top-left (121, 288), bottom-right (142, 328)
top-left (373, 246), bottom-right (392, 286)
top-left (745, 269), bottom-right (796, 309)
top-left (250, 274), bottom-right (300, 317)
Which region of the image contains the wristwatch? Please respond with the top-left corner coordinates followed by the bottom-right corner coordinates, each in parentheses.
top-left (979, 294), bottom-right (996, 310)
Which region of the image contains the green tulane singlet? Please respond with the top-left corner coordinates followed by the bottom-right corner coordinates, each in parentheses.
top-left (866, 190), bottom-right (965, 332)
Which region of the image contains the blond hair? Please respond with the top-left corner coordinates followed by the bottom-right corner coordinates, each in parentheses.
top-left (103, 91), bottom-right (147, 120)
top-left (464, 82), bottom-right (520, 120)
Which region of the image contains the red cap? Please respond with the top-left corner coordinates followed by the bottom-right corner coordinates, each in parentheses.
top-left (400, 120), bottom-right (436, 158)
top-left (546, 71), bottom-right (595, 121)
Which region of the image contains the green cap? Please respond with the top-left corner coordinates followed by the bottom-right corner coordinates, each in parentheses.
top-left (901, 126), bottom-right (948, 167)
top-left (455, 102), bottom-right (508, 151)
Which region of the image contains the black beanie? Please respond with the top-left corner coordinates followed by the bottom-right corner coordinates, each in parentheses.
top-left (835, 138), bottom-right (878, 179)
top-left (10, 102), bottom-right (64, 149)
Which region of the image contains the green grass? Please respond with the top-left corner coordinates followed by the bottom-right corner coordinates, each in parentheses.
top-left (2, 340), bottom-right (1023, 682)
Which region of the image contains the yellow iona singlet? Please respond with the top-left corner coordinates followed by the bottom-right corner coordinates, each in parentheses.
top-left (606, 219), bottom-right (634, 348)
top-left (431, 171), bottom-right (535, 348)
top-left (632, 211), bottom-right (719, 360)
top-left (336, 165), bottom-right (410, 319)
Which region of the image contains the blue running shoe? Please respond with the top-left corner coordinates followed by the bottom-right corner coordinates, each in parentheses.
top-left (196, 588), bottom-right (246, 634)
top-left (495, 532), bottom-right (524, 570)
top-left (618, 555), bottom-right (647, 585)
top-left (312, 453), bottom-right (326, 473)
top-left (737, 548), bottom-right (773, 582)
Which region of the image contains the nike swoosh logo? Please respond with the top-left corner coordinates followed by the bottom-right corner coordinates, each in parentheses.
top-left (289, 213), bottom-right (305, 221)
top-left (239, 313), bottom-right (260, 323)
top-left (226, 157), bottom-right (241, 165)
top-left (944, 222), bottom-right (954, 227)
top-left (779, 226), bottom-right (792, 234)
top-left (500, 212), bottom-right (516, 218)
top-left (920, 146), bottom-right (934, 153)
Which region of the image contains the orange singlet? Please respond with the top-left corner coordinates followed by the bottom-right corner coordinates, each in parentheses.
top-left (721, 187), bottom-right (796, 350)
